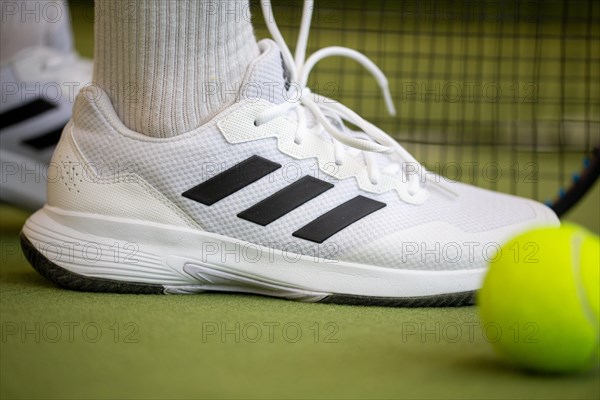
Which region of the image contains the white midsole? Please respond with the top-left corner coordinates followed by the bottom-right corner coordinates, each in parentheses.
top-left (22, 206), bottom-right (485, 298)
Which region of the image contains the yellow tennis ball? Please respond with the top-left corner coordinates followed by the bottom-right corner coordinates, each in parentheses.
top-left (478, 224), bottom-right (599, 373)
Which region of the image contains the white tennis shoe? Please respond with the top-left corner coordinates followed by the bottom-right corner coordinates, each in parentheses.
top-left (20, 1), bottom-right (558, 306)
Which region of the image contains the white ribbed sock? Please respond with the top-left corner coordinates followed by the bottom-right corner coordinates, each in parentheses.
top-left (0, 0), bottom-right (73, 62)
top-left (93, 0), bottom-right (260, 138)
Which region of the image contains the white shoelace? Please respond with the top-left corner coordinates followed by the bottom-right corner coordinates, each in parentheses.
top-left (257, 0), bottom-right (427, 198)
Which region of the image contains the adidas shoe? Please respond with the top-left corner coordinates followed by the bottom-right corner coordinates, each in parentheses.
top-left (20, 2), bottom-right (558, 306)
top-left (1, 46), bottom-right (92, 210)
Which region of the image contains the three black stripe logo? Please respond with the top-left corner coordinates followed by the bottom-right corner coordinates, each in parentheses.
top-left (182, 155), bottom-right (386, 243)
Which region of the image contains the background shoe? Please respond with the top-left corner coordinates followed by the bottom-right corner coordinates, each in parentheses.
top-left (0, 46), bottom-right (92, 210)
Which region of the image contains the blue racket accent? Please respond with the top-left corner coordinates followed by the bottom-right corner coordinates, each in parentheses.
top-left (551, 147), bottom-right (599, 216)
top-left (544, 199), bottom-right (553, 207)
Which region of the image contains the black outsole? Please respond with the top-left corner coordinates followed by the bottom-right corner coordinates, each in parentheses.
top-left (320, 291), bottom-right (475, 307)
top-left (20, 233), bottom-right (164, 294)
top-left (20, 232), bottom-right (475, 306)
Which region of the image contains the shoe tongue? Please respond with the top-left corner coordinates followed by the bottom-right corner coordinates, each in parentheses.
top-left (241, 40), bottom-right (406, 179)
top-left (242, 39), bottom-right (291, 105)
top-left (242, 39), bottom-right (323, 130)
